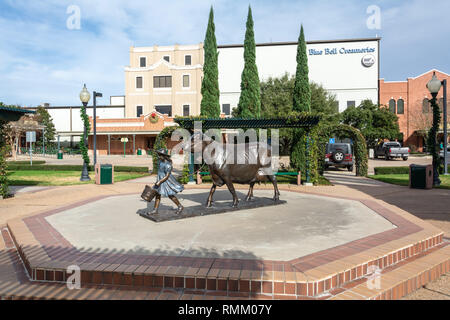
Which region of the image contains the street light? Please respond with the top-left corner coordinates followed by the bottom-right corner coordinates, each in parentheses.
top-left (426, 72), bottom-right (448, 185)
top-left (79, 84), bottom-right (91, 181)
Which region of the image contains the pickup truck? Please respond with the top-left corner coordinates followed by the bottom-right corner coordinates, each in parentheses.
top-left (374, 141), bottom-right (409, 161)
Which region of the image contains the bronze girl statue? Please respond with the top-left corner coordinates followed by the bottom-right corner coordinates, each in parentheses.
top-left (141, 149), bottom-right (184, 215)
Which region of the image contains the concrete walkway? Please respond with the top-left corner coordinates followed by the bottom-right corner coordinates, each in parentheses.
top-left (324, 169), bottom-right (450, 300)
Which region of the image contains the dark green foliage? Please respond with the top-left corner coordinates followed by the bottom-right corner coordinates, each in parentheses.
top-left (35, 106), bottom-right (56, 147)
top-left (260, 74), bottom-right (338, 155)
top-left (374, 167), bottom-right (410, 175)
top-left (79, 104), bottom-right (90, 165)
top-left (427, 97), bottom-right (441, 180)
top-left (290, 25), bottom-right (312, 173)
top-left (234, 6), bottom-right (261, 118)
top-left (341, 99), bottom-right (401, 149)
top-left (178, 163), bottom-right (191, 184)
top-left (0, 145), bottom-right (10, 198)
top-left (152, 126), bottom-right (178, 173)
top-left (293, 25), bottom-right (311, 113)
top-left (200, 7), bottom-right (221, 118)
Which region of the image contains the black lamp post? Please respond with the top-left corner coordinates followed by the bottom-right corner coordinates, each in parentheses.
top-left (426, 72), bottom-right (445, 185)
top-left (79, 84), bottom-right (91, 181)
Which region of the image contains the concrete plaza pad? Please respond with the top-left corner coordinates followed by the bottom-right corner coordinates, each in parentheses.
top-left (45, 190), bottom-right (395, 260)
top-left (5, 184), bottom-right (446, 299)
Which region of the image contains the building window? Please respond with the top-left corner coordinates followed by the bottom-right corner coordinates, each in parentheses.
top-left (389, 99), bottom-right (396, 113)
top-left (140, 57), bottom-right (146, 68)
top-left (155, 105), bottom-right (172, 116)
top-left (153, 76), bottom-right (172, 88)
top-left (163, 56), bottom-right (170, 63)
top-left (347, 101), bottom-right (356, 108)
top-left (422, 98), bottom-right (430, 113)
top-left (222, 104), bottom-right (231, 116)
top-left (183, 75), bottom-right (190, 88)
top-left (397, 99), bottom-right (404, 114)
top-left (136, 76), bottom-right (143, 89)
top-left (183, 105), bottom-right (190, 116)
top-left (136, 106), bottom-right (143, 118)
top-left (185, 55), bottom-right (191, 65)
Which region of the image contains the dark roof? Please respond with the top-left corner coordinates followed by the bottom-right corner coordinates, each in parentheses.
top-left (0, 106), bottom-right (35, 122)
top-left (0, 106), bottom-right (35, 113)
top-left (218, 37), bottom-right (381, 49)
top-left (174, 117), bottom-right (320, 129)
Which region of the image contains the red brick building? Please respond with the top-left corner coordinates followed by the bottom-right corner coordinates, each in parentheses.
top-left (379, 70), bottom-right (449, 151)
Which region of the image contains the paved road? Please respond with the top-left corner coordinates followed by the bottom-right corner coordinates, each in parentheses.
top-left (324, 169), bottom-right (450, 300)
top-left (368, 156), bottom-right (431, 174)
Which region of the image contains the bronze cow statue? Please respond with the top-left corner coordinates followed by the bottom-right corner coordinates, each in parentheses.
top-left (185, 131), bottom-right (280, 208)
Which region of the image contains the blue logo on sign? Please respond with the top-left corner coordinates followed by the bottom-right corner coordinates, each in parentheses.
top-left (329, 138), bottom-right (335, 144)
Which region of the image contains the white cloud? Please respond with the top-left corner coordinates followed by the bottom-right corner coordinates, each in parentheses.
top-left (0, 0), bottom-right (448, 106)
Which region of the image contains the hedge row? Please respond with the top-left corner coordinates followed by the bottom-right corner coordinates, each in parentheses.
top-left (374, 167), bottom-right (409, 175)
top-left (6, 164), bottom-right (149, 173)
top-left (374, 165), bottom-right (450, 175)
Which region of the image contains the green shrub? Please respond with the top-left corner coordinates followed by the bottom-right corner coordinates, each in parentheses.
top-left (0, 145), bottom-right (10, 198)
top-left (374, 167), bottom-right (409, 175)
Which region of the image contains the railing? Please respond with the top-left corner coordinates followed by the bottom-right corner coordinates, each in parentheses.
top-left (19, 147), bottom-right (82, 157)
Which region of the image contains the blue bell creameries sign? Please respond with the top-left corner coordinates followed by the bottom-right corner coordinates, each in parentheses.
top-left (309, 46), bottom-right (376, 68)
top-left (308, 47), bottom-right (376, 56)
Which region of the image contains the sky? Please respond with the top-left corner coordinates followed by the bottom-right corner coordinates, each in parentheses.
top-left (0, 0), bottom-right (449, 107)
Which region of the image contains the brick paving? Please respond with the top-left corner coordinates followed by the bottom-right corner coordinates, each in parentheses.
top-left (1, 178), bottom-right (450, 300)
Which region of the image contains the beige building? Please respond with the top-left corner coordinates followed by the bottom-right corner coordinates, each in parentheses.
top-left (124, 43), bottom-right (204, 119)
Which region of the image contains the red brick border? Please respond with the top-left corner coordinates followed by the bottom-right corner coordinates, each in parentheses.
top-left (6, 190), bottom-right (445, 298)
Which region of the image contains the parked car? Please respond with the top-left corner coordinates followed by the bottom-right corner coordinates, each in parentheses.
top-left (324, 143), bottom-right (354, 171)
top-left (374, 141), bottom-right (409, 160)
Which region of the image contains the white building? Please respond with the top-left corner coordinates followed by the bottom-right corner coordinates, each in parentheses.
top-left (218, 38), bottom-right (380, 114)
top-left (34, 38), bottom-right (380, 144)
top-left (29, 96), bottom-right (125, 147)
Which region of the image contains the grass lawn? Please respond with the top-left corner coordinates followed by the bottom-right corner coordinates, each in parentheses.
top-left (7, 170), bottom-right (150, 186)
top-left (369, 174), bottom-right (450, 189)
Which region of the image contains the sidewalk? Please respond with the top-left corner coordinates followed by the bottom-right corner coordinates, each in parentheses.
top-left (324, 170), bottom-right (450, 300)
top-left (1, 175), bottom-right (449, 300)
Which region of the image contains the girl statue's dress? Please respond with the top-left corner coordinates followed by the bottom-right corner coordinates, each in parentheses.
top-left (155, 160), bottom-right (184, 196)
top-left (141, 148), bottom-right (184, 215)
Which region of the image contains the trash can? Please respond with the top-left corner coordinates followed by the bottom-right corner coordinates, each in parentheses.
top-left (137, 149), bottom-right (142, 156)
top-left (409, 164), bottom-right (433, 189)
top-left (95, 163), bottom-right (114, 185)
top-left (57, 150), bottom-right (63, 160)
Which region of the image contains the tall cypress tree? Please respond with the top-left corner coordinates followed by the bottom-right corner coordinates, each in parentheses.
top-left (200, 6), bottom-right (220, 118)
top-left (290, 25), bottom-right (311, 172)
top-left (293, 25), bottom-right (311, 112)
top-left (235, 5), bottom-right (261, 118)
